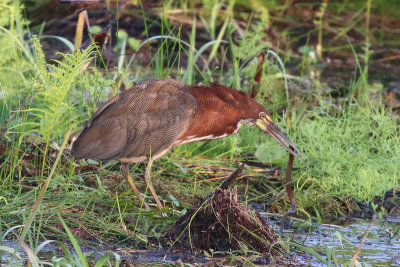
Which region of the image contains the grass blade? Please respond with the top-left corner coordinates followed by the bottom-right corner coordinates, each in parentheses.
top-left (58, 215), bottom-right (89, 267)
top-left (16, 129), bottom-right (72, 251)
top-left (38, 35), bottom-right (74, 52)
top-left (94, 252), bottom-right (121, 267)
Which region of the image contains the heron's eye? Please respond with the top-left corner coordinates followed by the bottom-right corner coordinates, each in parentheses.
top-left (259, 112), bottom-right (273, 123)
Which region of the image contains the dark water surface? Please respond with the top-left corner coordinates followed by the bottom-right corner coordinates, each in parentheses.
top-left (2, 216), bottom-right (399, 266)
top-left (276, 216), bottom-right (400, 266)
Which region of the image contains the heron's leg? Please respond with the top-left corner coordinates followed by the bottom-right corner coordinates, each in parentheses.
top-left (122, 163), bottom-right (150, 210)
top-left (144, 159), bottom-right (166, 215)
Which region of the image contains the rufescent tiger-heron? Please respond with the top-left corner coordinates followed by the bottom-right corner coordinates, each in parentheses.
top-left (70, 78), bottom-right (302, 213)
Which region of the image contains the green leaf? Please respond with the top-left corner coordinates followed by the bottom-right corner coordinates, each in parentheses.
top-left (255, 138), bottom-right (287, 164)
top-left (90, 25), bottom-right (102, 34)
top-left (167, 194), bottom-right (180, 207)
top-left (314, 207), bottom-right (322, 224)
top-left (172, 162), bottom-right (188, 174)
top-left (127, 37), bottom-right (141, 51)
top-left (87, 159), bottom-right (99, 165)
top-left (116, 30), bottom-right (128, 49)
top-left (0, 102), bottom-right (10, 125)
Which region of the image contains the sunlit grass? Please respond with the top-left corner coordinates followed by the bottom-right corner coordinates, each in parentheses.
top-left (291, 101), bottom-right (400, 214)
top-left (1, 0), bottom-right (400, 265)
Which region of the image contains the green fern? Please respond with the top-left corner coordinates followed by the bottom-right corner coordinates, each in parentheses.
top-left (18, 38), bottom-right (95, 174)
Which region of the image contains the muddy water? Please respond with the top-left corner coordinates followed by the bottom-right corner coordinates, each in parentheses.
top-left (2, 217), bottom-right (399, 265)
top-left (273, 216), bottom-right (400, 266)
top-left (0, 240), bottom-right (210, 265)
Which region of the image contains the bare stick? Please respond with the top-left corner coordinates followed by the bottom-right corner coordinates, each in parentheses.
top-left (220, 163), bottom-right (245, 190)
top-left (350, 214), bottom-right (377, 267)
top-left (281, 149), bottom-right (296, 231)
top-left (251, 52), bottom-right (265, 98)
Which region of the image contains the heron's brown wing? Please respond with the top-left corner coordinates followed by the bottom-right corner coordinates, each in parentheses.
top-left (84, 79), bottom-right (173, 128)
top-left (71, 115), bottom-right (129, 160)
top-left (71, 79), bottom-right (196, 162)
top-left (70, 87), bottom-right (128, 161)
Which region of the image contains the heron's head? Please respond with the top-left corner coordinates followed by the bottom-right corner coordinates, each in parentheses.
top-left (254, 111), bottom-right (303, 159)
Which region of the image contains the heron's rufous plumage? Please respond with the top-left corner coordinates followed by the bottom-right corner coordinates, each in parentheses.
top-left (71, 78), bottom-right (301, 212)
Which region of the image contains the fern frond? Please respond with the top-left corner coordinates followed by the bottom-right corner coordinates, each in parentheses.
top-left (32, 36), bottom-right (50, 84)
top-left (17, 41), bottom-right (96, 175)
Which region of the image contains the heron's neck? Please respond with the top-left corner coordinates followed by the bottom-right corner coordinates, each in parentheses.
top-left (175, 115), bottom-right (253, 146)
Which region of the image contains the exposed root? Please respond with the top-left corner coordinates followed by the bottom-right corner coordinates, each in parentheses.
top-left (162, 187), bottom-right (284, 257)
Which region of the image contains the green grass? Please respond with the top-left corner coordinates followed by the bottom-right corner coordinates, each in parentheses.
top-left (291, 101), bottom-right (400, 215)
top-left (0, 0), bottom-right (400, 265)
